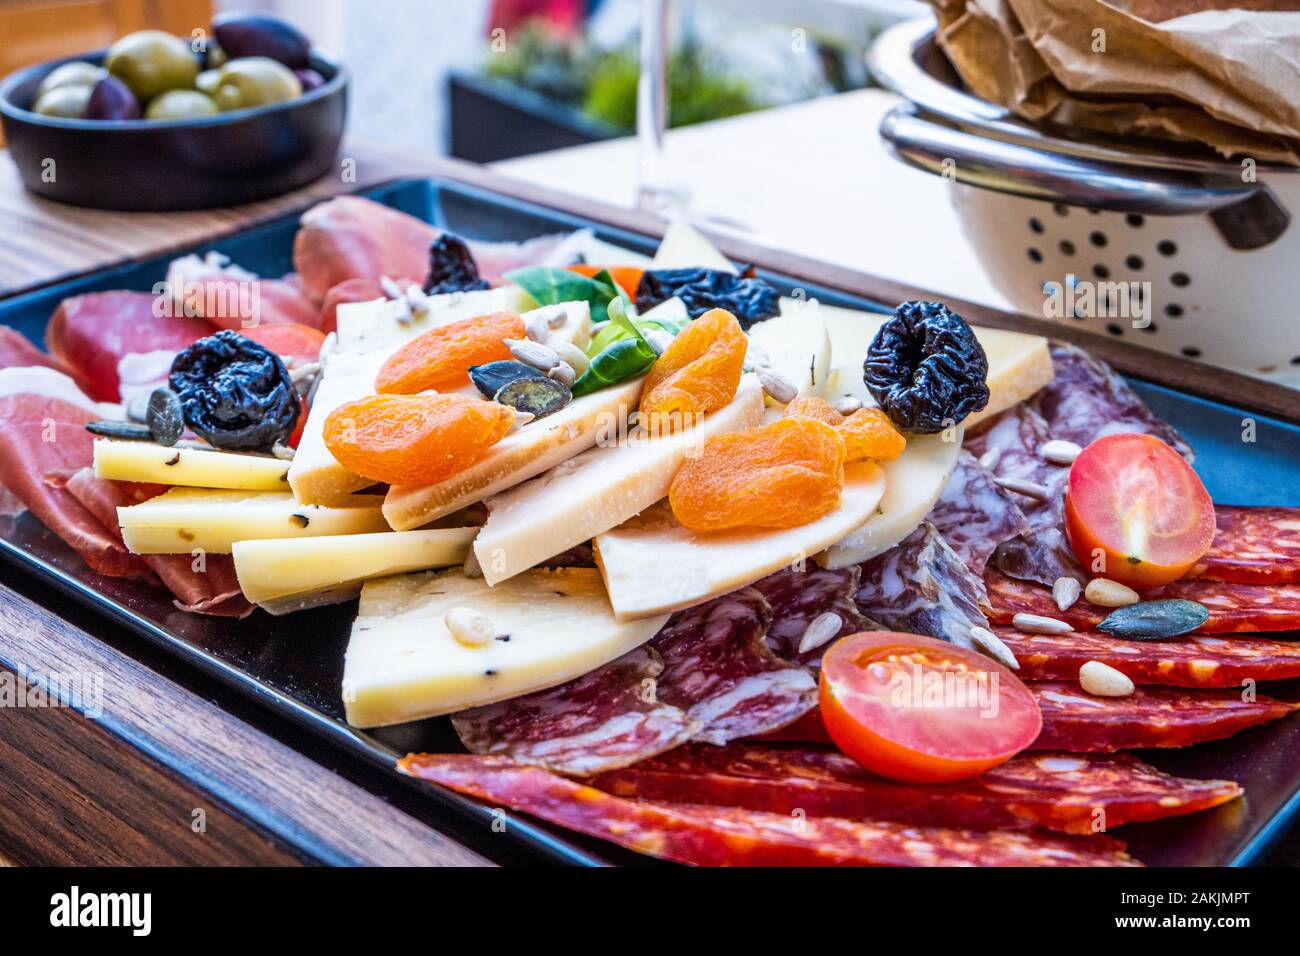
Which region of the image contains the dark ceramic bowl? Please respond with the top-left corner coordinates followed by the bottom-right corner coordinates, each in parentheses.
top-left (0, 49), bottom-right (348, 211)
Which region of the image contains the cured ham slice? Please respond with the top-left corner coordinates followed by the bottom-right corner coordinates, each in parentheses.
top-left (1029, 682), bottom-right (1299, 751)
top-left (1193, 505), bottom-right (1300, 584)
top-left (293, 197), bottom-right (438, 301)
top-left (650, 589), bottom-right (818, 744)
top-left (0, 395), bottom-right (146, 579)
top-left (399, 753), bottom-right (1140, 866)
top-left (451, 646), bottom-right (697, 776)
top-left (750, 563), bottom-right (869, 668)
top-left (589, 743), bottom-right (1242, 834)
top-left (164, 252), bottom-right (322, 330)
top-left (0, 327), bottom-right (66, 374)
top-left (46, 291), bottom-right (211, 402)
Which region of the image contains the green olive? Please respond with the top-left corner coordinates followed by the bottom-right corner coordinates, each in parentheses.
top-left (206, 43), bottom-right (229, 70)
top-left (195, 68), bottom-right (221, 95)
top-left (36, 61), bottom-right (105, 99)
top-left (105, 30), bottom-right (200, 101)
top-left (209, 57), bottom-right (301, 111)
top-left (33, 84), bottom-right (93, 118)
top-left (145, 89), bottom-right (219, 121)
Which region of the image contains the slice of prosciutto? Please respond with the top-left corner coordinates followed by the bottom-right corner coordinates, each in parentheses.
top-left (451, 646), bottom-right (698, 776)
top-left (651, 589), bottom-right (818, 744)
top-left (164, 252), bottom-right (322, 330)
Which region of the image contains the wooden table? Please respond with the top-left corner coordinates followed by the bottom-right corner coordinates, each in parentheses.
top-left (1, 117), bottom-right (1297, 865)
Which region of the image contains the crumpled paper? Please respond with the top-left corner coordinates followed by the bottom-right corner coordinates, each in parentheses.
top-left (926, 0), bottom-right (1300, 165)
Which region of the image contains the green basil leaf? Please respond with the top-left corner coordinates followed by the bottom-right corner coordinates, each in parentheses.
top-left (505, 266), bottom-right (623, 324)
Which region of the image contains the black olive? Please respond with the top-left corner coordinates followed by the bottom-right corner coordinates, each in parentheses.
top-left (635, 268), bottom-right (778, 329)
top-left (469, 360), bottom-right (548, 400)
top-left (494, 377), bottom-right (571, 419)
top-left (169, 331), bottom-right (301, 453)
top-left (1097, 599), bottom-right (1209, 640)
top-left (212, 12), bottom-right (311, 69)
top-left (424, 234), bottom-right (490, 296)
top-left (146, 387), bottom-right (184, 447)
top-left (86, 420), bottom-right (152, 441)
top-left (863, 300), bottom-right (990, 434)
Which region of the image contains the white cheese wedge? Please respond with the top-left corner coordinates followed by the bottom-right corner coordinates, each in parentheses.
top-left (334, 285), bottom-right (533, 354)
top-left (652, 219), bottom-right (736, 273)
top-left (232, 527), bottom-right (476, 612)
top-left (749, 305), bottom-right (831, 399)
top-left (383, 377), bottom-right (646, 531)
top-left (525, 300), bottom-right (592, 352)
top-left (819, 432), bottom-right (963, 569)
top-left (118, 489), bottom-right (388, 554)
top-left (595, 460), bottom-right (887, 620)
top-left (812, 300), bottom-right (1053, 428)
top-left (472, 375), bottom-right (766, 586)
top-left (94, 439), bottom-right (292, 491)
top-left (342, 567), bottom-right (669, 727)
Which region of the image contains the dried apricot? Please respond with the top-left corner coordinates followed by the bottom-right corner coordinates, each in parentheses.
top-left (784, 396), bottom-right (906, 462)
top-left (323, 393), bottom-right (514, 486)
top-left (639, 308), bottom-right (746, 433)
top-left (669, 417), bottom-right (847, 531)
top-left (376, 311), bottom-right (525, 394)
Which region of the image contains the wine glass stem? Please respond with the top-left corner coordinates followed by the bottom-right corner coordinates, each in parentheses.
top-left (637, 0), bottom-right (669, 212)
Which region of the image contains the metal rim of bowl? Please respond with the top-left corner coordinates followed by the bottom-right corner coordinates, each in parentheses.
top-left (0, 47), bottom-right (349, 132)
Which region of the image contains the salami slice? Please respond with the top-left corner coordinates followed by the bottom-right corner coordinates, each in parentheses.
top-left (854, 523), bottom-right (992, 651)
top-left (590, 743), bottom-right (1242, 834)
top-left (986, 568), bottom-right (1300, 633)
top-left (1030, 681), bottom-right (1300, 751)
top-left (652, 589), bottom-right (818, 744)
top-left (750, 563), bottom-right (870, 668)
top-left (1193, 506), bottom-right (1300, 584)
top-left (995, 627), bottom-right (1300, 687)
top-left (451, 646), bottom-right (698, 776)
top-left (927, 450), bottom-right (1030, 577)
top-left (400, 753), bottom-right (1140, 866)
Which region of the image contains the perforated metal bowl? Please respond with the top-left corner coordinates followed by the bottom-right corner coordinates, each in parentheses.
top-left (869, 19), bottom-right (1300, 386)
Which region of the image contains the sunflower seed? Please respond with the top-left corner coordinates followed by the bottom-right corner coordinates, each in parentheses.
top-left (969, 626), bottom-right (1019, 670)
top-left (833, 397), bottom-right (863, 415)
top-left (508, 409), bottom-right (536, 433)
top-left (757, 367), bottom-right (797, 404)
top-left (391, 296), bottom-right (414, 326)
top-left (1078, 660), bottom-right (1134, 698)
top-left (978, 448), bottom-right (1002, 471)
top-left (1040, 439), bottom-right (1083, 465)
top-left (289, 361), bottom-right (321, 384)
top-left (548, 361), bottom-right (576, 388)
top-left (505, 337), bottom-right (561, 372)
top-left (271, 441), bottom-right (295, 461)
top-left (379, 275), bottom-right (404, 300)
top-left (555, 342), bottom-right (590, 376)
top-left (1012, 612), bottom-right (1074, 635)
top-left (1085, 577), bottom-right (1140, 608)
top-left (743, 342), bottom-right (771, 372)
top-left (644, 329), bottom-right (675, 356)
top-left (406, 285), bottom-right (431, 316)
top-left (994, 477), bottom-right (1050, 501)
top-left (446, 606), bottom-right (495, 646)
top-left (797, 612), bottom-right (842, 655)
top-left (1052, 576), bottom-right (1082, 612)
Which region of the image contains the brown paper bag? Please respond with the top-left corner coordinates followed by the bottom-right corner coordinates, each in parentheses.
top-left (926, 0), bottom-right (1300, 164)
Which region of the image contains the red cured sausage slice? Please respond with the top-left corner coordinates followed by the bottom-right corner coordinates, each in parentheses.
top-left (1193, 506), bottom-right (1300, 585)
top-left (750, 563), bottom-right (869, 668)
top-left (590, 743), bottom-right (1242, 834)
top-left (651, 589), bottom-right (818, 744)
top-left (1029, 682), bottom-right (1299, 752)
top-left (0, 327), bottom-right (67, 375)
top-left (450, 646), bottom-right (697, 776)
top-left (994, 627), bottom-right (1300, 687)
top-left (986, 568), bottom-right (1300, 633)
top-left (399, 753), bottom-right (1140, 867)
top-left (927, 450), bottom-right (1029, 577)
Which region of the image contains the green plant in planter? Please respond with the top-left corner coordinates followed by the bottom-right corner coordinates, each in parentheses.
top-left (483, 23), bottom-right (592, 107)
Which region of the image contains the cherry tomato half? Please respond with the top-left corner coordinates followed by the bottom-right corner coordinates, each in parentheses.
top-left (818, 632), bottom-right (1042, 783)
top-left (1064, 432), bottom-right (1215, 589)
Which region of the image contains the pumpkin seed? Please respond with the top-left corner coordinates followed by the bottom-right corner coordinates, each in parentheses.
top-left (1097, 599), bottom-right (1209, 640)
top-left (86, 420), bottom-right (152, 441)
top-left (469, 360), bottom-right (548, 400)
top-left (494, 376), bottom-right (572, 419)
top-left (146, 387), bottom-right (184, 446)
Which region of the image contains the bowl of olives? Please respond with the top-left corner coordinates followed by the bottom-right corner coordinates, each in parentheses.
top-left (0, 12), bottom-right (348, 211)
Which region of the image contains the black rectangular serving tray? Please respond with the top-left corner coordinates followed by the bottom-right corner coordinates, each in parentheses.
top-left (1, 178), bottom-right (1297, 867)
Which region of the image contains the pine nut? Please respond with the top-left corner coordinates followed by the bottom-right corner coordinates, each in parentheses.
top-left (1085, 577), bottom-right (1140, 608)
top-left (1040, 439), bottom-right (1083, 465)
top-left (1078, 660), bottom-right (1135, 697)
top-left (1012, 612), bottom-right (1074, 635)
top-left (994, 477), bottom-right (1050, 501)
top-left (446, 606), bottom-right (495, 646)
top-left (969, 626), bottom-right (1019, 670)
top-left (978, 448), bottom-right (1001, 471)
top-left (505, 338), bottom-right (561, 372)
top-left (744, 342), bottom-right (771, 371)
top-left (555, 342), bottom-right (590, 376)
top-left (757, 367), bottom-right (798, 404)
top-left (797, 612), bottom-right (842, 655)
top-left (1053, 576), bottom-right (1082, 612)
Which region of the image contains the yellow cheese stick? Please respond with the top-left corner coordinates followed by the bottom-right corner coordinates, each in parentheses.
top-left (94, 439), bottom-right (292, 491)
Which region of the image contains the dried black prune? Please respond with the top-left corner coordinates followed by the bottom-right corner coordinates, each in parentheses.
top-left (424, 234), bottom-right (490, 296)
top-left (169, 331), bottom-right (301, 452)
top-left (863, 300), bottom-right (990, 434)
top-left (635, 267), bottom-right (778, 329)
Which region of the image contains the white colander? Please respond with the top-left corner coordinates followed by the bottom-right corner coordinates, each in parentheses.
top-left (869, 19), bottom-right (1300, 387)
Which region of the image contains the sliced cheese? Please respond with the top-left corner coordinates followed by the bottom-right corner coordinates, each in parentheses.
top-left (342, 567), bottom-right (669, 727)
top-left (383, 377), bottom-right (645, 531)
top-left (595, 460), bottom-right (887, 620)
top-left (94, 439), bottom-right (291, 491)
top-left (334, 285), bottom-right (533, 354)
top-left (473, 375), bottom-right (766, 586)
top-left (813, 300), bottom-right (1053, 427)
top-left (652, 219), bottom-right (736, 273)
top-left (526, 300), bottom-right (592, 351)
top-left (749, 305), bottom-right (831, 399)
top-left (233, 527), bottom-right (476, 611)
top-left (819, 432), bottom-right (963, 569)
top-left (118, 488), bottom-right (388, 554)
